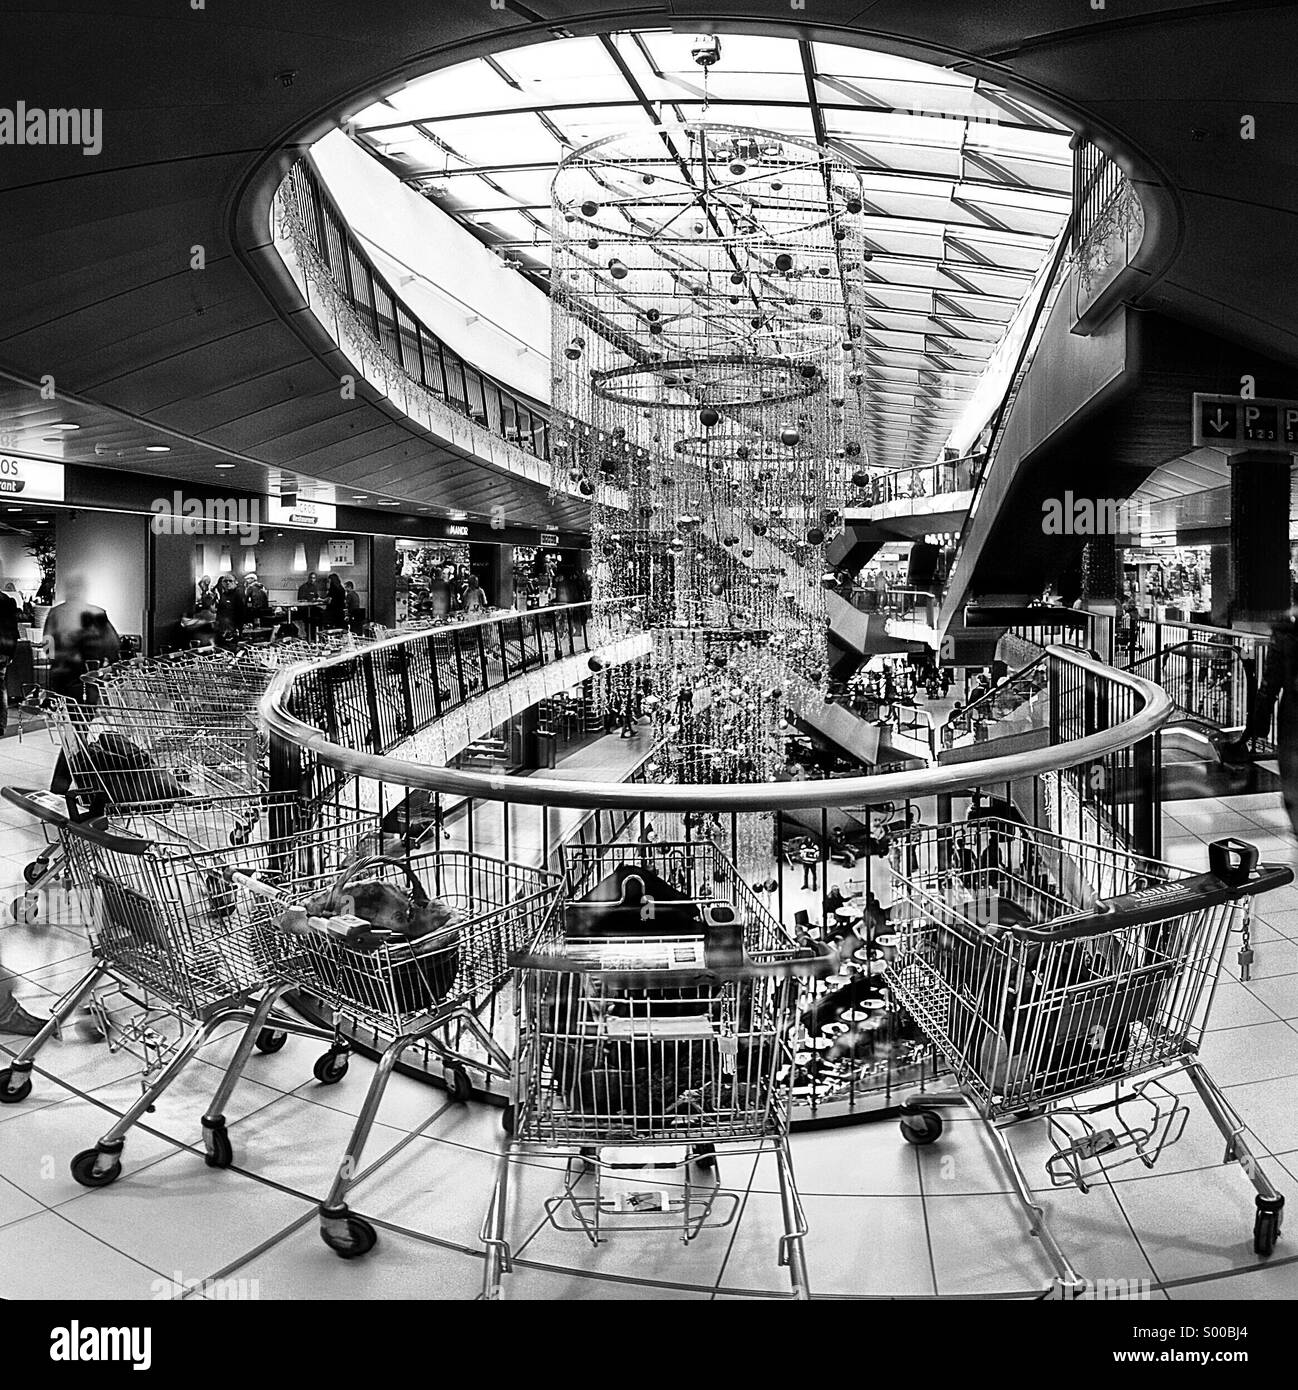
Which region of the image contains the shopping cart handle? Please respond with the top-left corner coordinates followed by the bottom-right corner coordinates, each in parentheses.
top-left (1005, 863), bottom-right (1294, 942)
top-left (0, 787), bottom-right (151, 855)
top-left (1, 786), bottom-right (71, 829)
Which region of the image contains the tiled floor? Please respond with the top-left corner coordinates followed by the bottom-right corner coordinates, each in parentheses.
top-left (2, 727), bottom-right (1297, 1300)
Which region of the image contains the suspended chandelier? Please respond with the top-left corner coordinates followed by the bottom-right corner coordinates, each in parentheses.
top-left (551, 120), bottom-right (873, 781)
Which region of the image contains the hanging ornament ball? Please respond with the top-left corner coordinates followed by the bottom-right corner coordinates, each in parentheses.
top-left (699, 406), bottom-right (720, 428)
top-left (846, 196), bottom-right (863, 215)
top-left (639, 504), bottom-right (654, 518)
top-left (587, 656), bottom-right (605, 672)
top-left (818, 266), bottom-right (831, 278)
top-left (775, 253), bottom-right (794, 273)
top-left (806, 527), bottom-right (826, 546)
top-left (741, 547), bottom-right (753, 558)
top-left (710, 580), bottom-right (727, 597)
top-left (834, 227), bottom-right (848, 241)
top-left (750, 316), bottom-right (764, 330)
top-left (851, 469), bottom-right (870, 488)
top-left (771, 180), bottom-right (783, 192)
top-left (735, 445), bottom-right (750, 461)
top-left (845, 441), bottom-right (862, 457)
top-left (565, 339), bottom-right (583, 360)
top-left (809, 307), bottom-right (823, 321)
top-left (586, 238), bottom-right (599, 250)
top-left (608, 258), bottom-right (629, 280)
top-left (751, 520), bottom-right (768, 537)
top-left (692, 221), bottom-right (705, 235)
top-left (780, 425), bottom-right (801, 447)
top-left (729, 159), bottom-right (746, 176)
top-left (580, 200), bottom-right (599, 217)
top-left (831, 396), bottom-right (845, 408)
top-left (612, 425), bottom-right (626, 440)
top-left (798, 363), bottom-right (819, 380)
top-left (578, 478), bottom-right (593, 496)
top-left (648, 321), bottom-right (663, 334)
top-left (764, 877), bottom-right (779, 894)
top-left (564, 211), bottom-right (577, 223)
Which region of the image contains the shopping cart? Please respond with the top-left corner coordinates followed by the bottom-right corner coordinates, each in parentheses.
top-left (480, 840), bottom-right (829, 1300)
top-left (0, 787), bottom-right (378, 1186)
top-left (883, 817), bottom-right (1293, 1293)
top-left (260, 848), bottom-right (560, 1258)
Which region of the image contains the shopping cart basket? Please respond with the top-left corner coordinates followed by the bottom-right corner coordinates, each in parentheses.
top-left (883, 817), bottom-right (1293, 1292)
top-left (259, 848), bottom-right (560, 1259)
top-left (480, 840), bottom-right (830, 1300)
top-left (0, 787), bottom-right (378, 1186)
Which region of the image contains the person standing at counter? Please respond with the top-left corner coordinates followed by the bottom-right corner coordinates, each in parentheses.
top-left (462, 576), bottom-right (487, 614)
top-left (323, 572), bottom-right (348, 631)
top-left (428, 569), bottom-right (451, 621)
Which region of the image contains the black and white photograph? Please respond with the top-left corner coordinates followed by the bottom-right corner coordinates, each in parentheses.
top-left (0, 0), bottom-right (1295, 1357)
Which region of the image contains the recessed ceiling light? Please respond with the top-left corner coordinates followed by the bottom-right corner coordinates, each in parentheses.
top-left (352, 494), bottom-right (369, 500)
top-left (379, 500), bottom-right (399, 506)
top-left (35, 518), bottom-right (49, 524)
top-left (6, 507), bottom-right (19, 512)
top-left (145, 445), bottom-right (171, 453)
top-left (47, 422), bottom-right (80, 431)
top-left (214, 463), bottom-right (236, 470)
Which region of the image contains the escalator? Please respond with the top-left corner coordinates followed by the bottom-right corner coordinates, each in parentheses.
top-left (1124, 641), bottom-right (1279, 800)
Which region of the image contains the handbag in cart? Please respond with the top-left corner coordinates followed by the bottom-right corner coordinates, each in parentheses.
top-left (312, 856), bottom-right (460, 1015)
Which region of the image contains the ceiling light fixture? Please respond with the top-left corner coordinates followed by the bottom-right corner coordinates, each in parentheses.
top-left (214, 462), bottom-right (236, 470)
top-left (145, 445), bottom-right (171, 453)
top-left (46, 422), bottom-right (80, 431)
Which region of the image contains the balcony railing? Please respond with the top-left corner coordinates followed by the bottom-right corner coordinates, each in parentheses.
top-left (857, 457), bottom-right (977, 509)
top-left (274, 158), bottom-right (561, 490)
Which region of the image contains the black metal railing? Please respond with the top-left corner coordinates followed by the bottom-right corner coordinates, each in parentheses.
top-left (267, 600), bottom-right (642, 816)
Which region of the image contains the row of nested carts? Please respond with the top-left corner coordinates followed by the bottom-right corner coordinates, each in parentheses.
top-left (0, 644), bottom-right (1289, 1298)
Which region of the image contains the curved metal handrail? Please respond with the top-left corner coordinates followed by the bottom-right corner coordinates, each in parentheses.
top-left (260, 635), bottom-right (1173, 813)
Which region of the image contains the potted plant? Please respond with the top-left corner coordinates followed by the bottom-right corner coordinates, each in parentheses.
top-left (26, 532), bottom-right (56, 630)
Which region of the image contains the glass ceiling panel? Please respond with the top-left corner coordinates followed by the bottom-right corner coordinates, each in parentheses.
top-left (333, 28), bottom-right (1075, 470)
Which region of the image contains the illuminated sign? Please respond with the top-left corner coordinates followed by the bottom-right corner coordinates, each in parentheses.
top-left (444, 523), bottom-right (469, 538)
top-left (0, 454), bottom-right (65, 501)
top-left (539, 532), bottom-right (560, 546)
top-left (1193, 393), bottom-right (1298, 452)
top-left (265, 495), bottom-right (337, 529)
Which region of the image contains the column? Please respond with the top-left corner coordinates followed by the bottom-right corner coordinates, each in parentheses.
top-left (1230, 451), bottom-right (1292, 630)
top-left (1080, 534), bottom-right (1120, 613)
top-left (1209, 544), bottom-right (1231, 627)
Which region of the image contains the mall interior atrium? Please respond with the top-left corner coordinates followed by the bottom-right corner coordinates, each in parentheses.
top-left (1, 0), bottom-right (1297, 1323)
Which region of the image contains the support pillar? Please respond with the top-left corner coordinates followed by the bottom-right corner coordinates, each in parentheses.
top-left (1230, 452), bottom-right (1292, 629)
top-left (1080, 534), bottom-right (1120, 615)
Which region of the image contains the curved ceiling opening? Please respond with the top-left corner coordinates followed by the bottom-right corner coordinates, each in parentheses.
top-left (328, 30), bottom-right (1075, 472)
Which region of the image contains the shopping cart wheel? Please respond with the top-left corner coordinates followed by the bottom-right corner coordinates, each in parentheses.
top-left (254, 1028), bottom-right (288, 1054)
top-left (9, 896), bottom-right (36, 923)
top-left (321, 1212), bottom-right (377, 1260)
top-left (692, 1143), bottom-right (717, 1172)
top-left (501, 1104), bottom-right (516, 1136)
top-left (900, 1110), bottom-right (943, 1146)
top-left (1254, 1196), bottom-right (1284, 1257)
top-left (22, 859), bottom-right (47, 886)
top-left (313, 1049), bottom-right (349, 1085)
top-left (446, 1065), bottom-right (472, 1104)
top-left (0, 1069), bottom-right (33, 1105)
top-left (203, 1119), bottom-right (234, 1170)
top-left (70, 1147), bottom-right (123, 1188)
